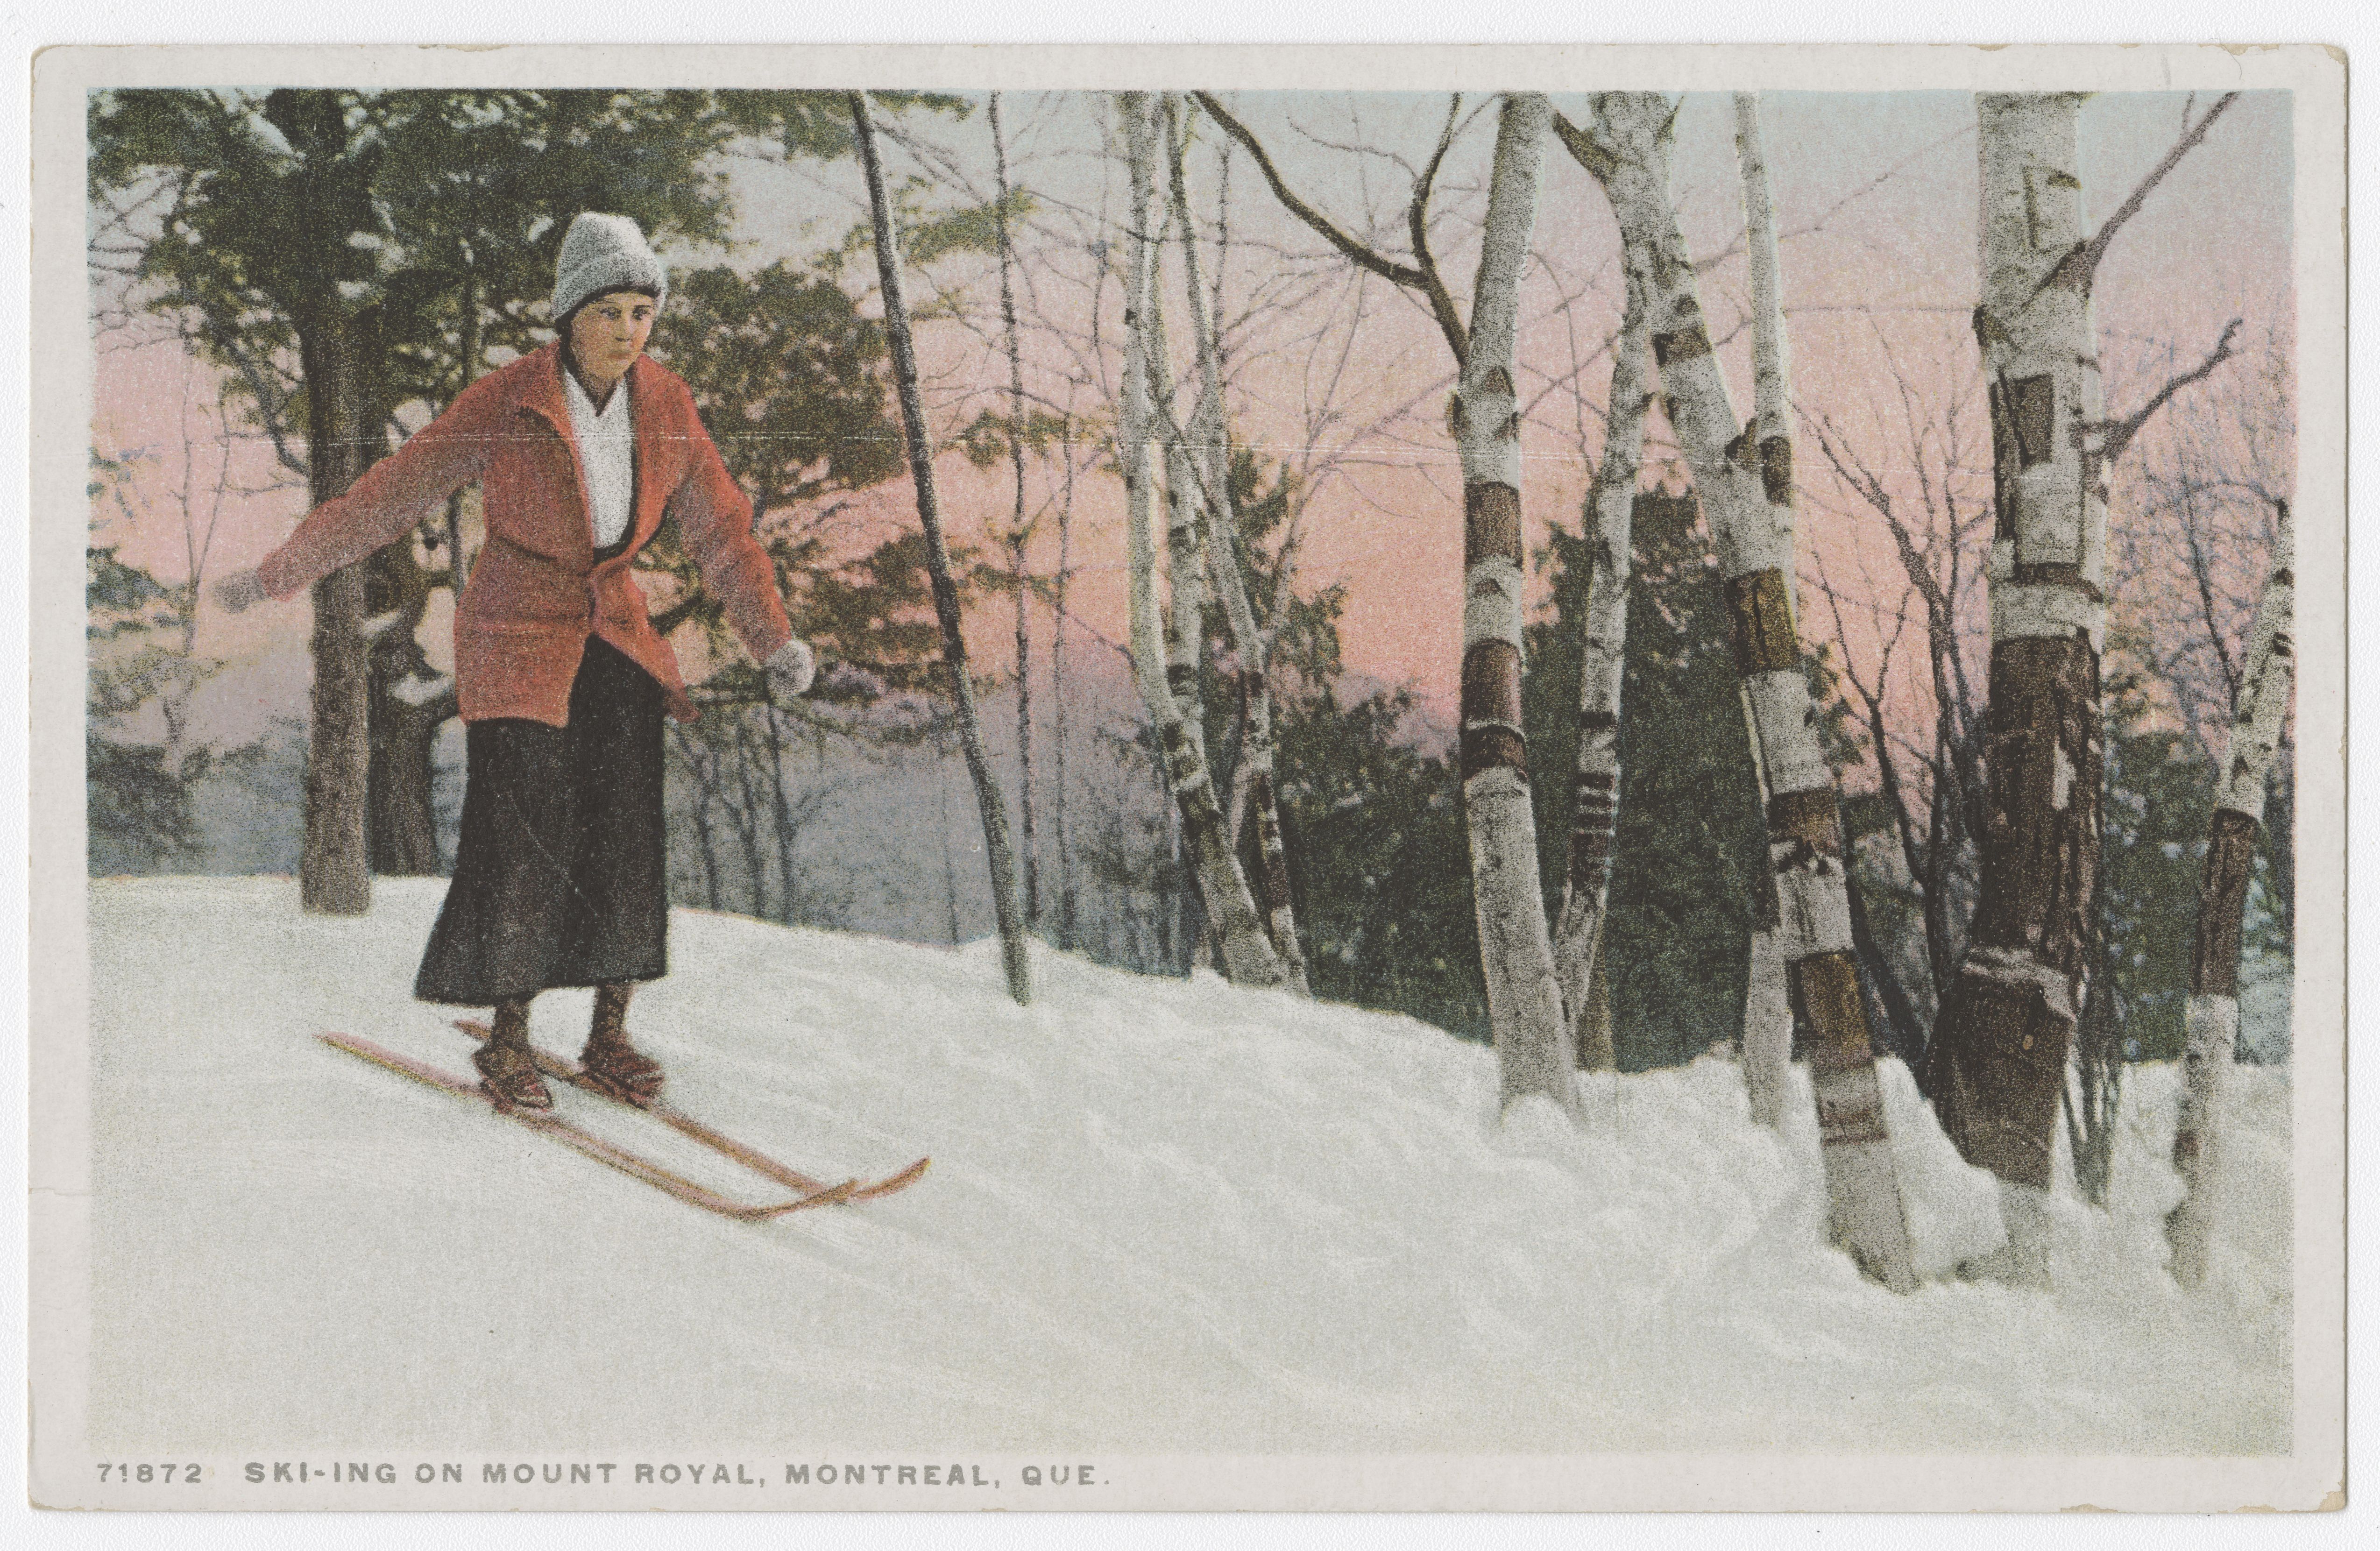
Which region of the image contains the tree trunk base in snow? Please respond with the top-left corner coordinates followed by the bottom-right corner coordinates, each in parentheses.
top-left (1572, 942), bottom-right (1615, 1072)
top-left (301, 567), bottom-right (373, 916)
top-left (1466, 768), bottom-right (1579, 1119)
top-left (1962, 1180), bottom-right (2055, 1289)
top-left (1805, 954), bottom-right (1916, 1293)
top-left (1927, 960), bottom-right (2071, 1192)
top-left (2167, 999), bottom-right (2236, 1287)
top-left (1927, 628), bottom-right (2101, 1186)
top-left (1742, 928), bottom-right (1792, 1127)
top-left (368, 697), bottom-right (450, 877)
top-left (1817, 1121), bottom-right (1918, 1293)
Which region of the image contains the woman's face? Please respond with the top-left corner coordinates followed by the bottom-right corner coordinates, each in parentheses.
top-left (568, 291), bottom-right (657, 389)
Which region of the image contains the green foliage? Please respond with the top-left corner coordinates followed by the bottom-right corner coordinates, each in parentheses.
top-left (1158, 444), bottom-right (1488, 1036)
top-left (652, 261), bottom-right (903, 516)
top-left (1526, 490), bottom-right (1768, 1070)
top-left (2091, 632), bottom-right (2288, 1062)
top-left (642, 255), bottom-right (947, 708)
top-left (1276, 686), bottom-right (1487, 1041)
top-left (801, 531), bottom-right (973, 700)
top-left (904, 186), bottom-right (1036, 268)
top-left (636, 256), bottom-right (915, 682)
top-left (711, 89), bottom-right (972, 165)
top-left (955, 406), bottom-right (1077, 474)
top-left (86, 541), bottom-right (210, 872)
top-left (88, 88), bottom-right (780, 423)
top-left (826, 180), bottom-right (1033, 281)
top-left (88, 86), bottom-right (981, 427)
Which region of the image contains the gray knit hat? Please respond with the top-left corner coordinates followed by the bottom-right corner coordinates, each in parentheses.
top-left (551, 212), bottom-right (669, 323)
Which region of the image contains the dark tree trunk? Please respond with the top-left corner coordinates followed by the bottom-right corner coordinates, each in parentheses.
top-left (991, 95), bottom-right (1041, 933)
top-left (295, 314), bottom-right (378, 915)
top-left (2064, 873), bottom-right (2123, 1208)
top-left (764, 708), bottom-right (808, 925)
top-left (1928, 633), bottom-right (2105, 1189)
top-left (2262, 750), bottom-right (2295, 944)
top-left (1848, 871), bottom-right (1926, 1069)
top-left (1014, 542), bottom-right (1039, 928)
top-left (362, 535), bottom-right (451, 875)
top-left (854, 91), bottom-right (1033, 1004)
top-left (1052, 441), bottom-right (1079, 950)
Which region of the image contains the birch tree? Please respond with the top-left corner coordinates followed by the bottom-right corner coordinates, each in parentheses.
top-left (1923, 92), bottom-right (2237, 1270)
top-left (1557, 92), bottom-right (1915, 1289)
top-left (1051, 425), bottom-right (1081, 949)
top-left (1550, 236), bottom-right (1651, 1073)
top-left (1115, 91), bottom-right (1287, 990)
top-left (988, 92), bottom-right (1041, 930)
top-left (851, 90), bottom-right (1034, 1006)
top-left (1199, 89), bottom-right (1578, 1113)
top-left (2167, 503), bottom-right (2292, 1286)
top-left (1166, 96), bottom-right (1311, 994)
top-left (1731, 94), bottom-right (1801, 1126)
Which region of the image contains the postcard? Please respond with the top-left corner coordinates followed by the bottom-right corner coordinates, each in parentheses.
top-left (28, 41), bottom-right (2346, 1512)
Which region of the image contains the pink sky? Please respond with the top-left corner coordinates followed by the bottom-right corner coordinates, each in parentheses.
top-left (91, 88), bottom-right (2294, 751)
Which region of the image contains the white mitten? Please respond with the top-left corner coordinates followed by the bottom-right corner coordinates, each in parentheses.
top-left (765, 637), bottom-right (816, 700)
top-left (212, 567), bottom-right (269, 614)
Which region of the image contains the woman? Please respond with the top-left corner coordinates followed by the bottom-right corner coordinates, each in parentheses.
top-left (216, 212), bottom-right (815, 1112)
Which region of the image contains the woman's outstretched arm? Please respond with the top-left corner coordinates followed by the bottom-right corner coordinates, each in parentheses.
top-left (246, 376), bottom-right (504, 603)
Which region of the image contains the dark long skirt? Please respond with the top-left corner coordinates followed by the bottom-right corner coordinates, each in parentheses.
top-left (414, 636), bottom-right (668, 1006)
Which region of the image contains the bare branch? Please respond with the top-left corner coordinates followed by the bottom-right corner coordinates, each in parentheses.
top-left (1191, 92), bottom-right (1433, 297)
top-left (1405, 94), bottom-right (1470, 367)
top-left (2048, 91), bottom-right (2239, 295)
top-left (2097, 316), bottom-right (2240, 463)
top-left (1547, 109), bottom-right (1616, 184)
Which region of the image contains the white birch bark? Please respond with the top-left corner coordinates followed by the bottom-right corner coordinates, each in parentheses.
top-left (1167, 94), bottom-right (1311, 995)
top-left (2168, 506), bottom-right (2294, 1286)
top-left (1550, 237), bottom-right (1651, 1072)
top-left (1742, 928), bottom-right (1794, 1127)
top-left (1734, 94), bottom-right (1799, 1117)
top-left (1458, 92), bottom-right (1578, 1116)
top-left (1569, 92), bottom-right (1913, 1289)
top-left (1116, 91), bottom-right (1285, 991)
top-left (1159, 397), bottom-right (1208, 747)
top-left (1736, 94), bottom-right (1796, 535)
top-left (2211, 508), bottom-right (2296, 827)
top-left (1976, 93), bottom-right (2106, 652)
top-left (1115, 99), bottom-right (1171, 734)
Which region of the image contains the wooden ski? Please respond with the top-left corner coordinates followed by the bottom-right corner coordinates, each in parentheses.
top-left (319, 1032), bottom-right (857, 1221)
top-left (453, 1020), bottom-right (930, 1203)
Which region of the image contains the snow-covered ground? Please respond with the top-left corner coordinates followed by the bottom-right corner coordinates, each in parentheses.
top-left (85, 877), bottom-right (2290, 1456)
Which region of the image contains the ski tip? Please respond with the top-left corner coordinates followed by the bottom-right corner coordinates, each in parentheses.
top-left (854, 1156), bottom-right (931, 1201)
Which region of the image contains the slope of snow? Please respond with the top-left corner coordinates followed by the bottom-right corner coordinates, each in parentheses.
top-left (85, 877), bottom-right (2289, 1455)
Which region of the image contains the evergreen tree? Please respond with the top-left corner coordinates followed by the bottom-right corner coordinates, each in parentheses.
top-left (88, 542), bottom-right (210, 872)
top-left (88, 88), bottom-right (955, 892)
top-left (1276, 686), bottom-right (1486, 1040)
top-left (2095, 633), bottom-right (2286, 1063)
top-left (1528, 490), bottom-right (1767, 1070)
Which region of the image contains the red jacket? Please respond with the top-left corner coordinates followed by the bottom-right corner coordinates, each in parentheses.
top-left (258, 342), bottom-right (792, 725)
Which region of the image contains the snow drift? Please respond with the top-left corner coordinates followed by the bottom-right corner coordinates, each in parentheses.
top-left (85, 877), bottom-right (2289, 1454)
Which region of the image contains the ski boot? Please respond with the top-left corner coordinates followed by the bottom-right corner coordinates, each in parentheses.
top-left (580, 982), bottom-right (665, 1108)
top-left (473, 1000), bottom-right (553, 1111)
